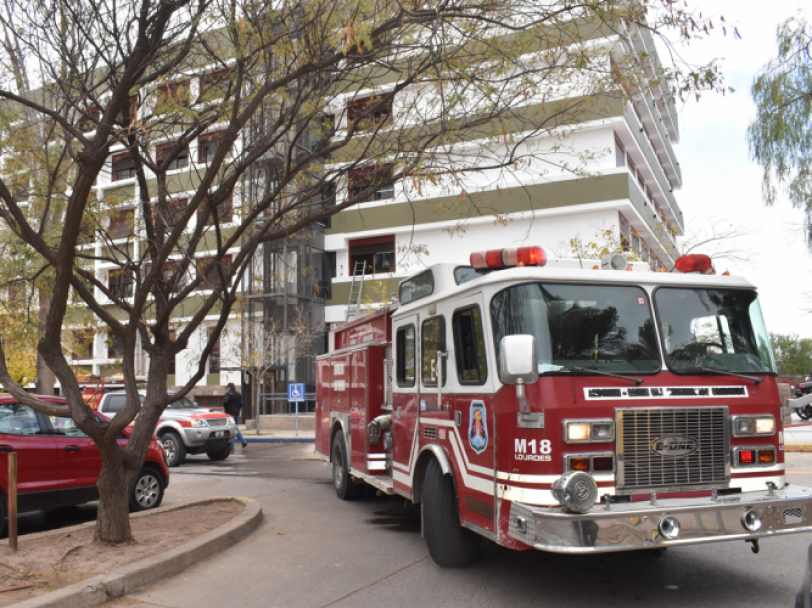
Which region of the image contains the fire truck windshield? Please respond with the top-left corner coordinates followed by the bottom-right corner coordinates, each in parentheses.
top-left (491, 282), bottom-right (661, 375)
top-left (654, 287), bottom-right (776, 374)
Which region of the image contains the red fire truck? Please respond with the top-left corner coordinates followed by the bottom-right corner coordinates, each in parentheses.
top-left (315, 247), bottom-right (812, 567)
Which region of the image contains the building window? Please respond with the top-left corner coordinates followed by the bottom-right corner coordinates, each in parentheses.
top-left (200, 70), bottom-right (231, 102)
top-left (619, 212), bottom-right (631, 253)
top-left (198, 131), bottom-right (230, 164)
top-left (614, 135), bottom-right (625, 168)
top-left (396, 325), bottom-right (416, 387)
top-left (197, 255), bottom-right (232, 290)
top-left (70, 330), bottom-right (94, 360)
top-left (421, 316), bottom-right (446, 388)
top-left (107, 329), bottom-right (125, 359)
top-left (198, 194), bottom-right (233, 226)
top-left (196, 395), bottom-right (223, 409)
top-left (157, 142), bottom-right (189, 171)
top-left (108, 208), bottom-right (134, 239)
top-left (111, 153), bottom-right (136, 181)
top-left (109, 269), bottom-right (134, 299)
top-left (349, 235), bottom-right (395, 275)
top-left (207, 327), bottom-right (221, 374)
top-left (156, 80), bottom-right (190, 112)
top-left (348, 164), bottom-right (394, 202)
top-left (627, 156), bottom-right (636, 177)
top-left (452, 306), bottom-right (487, 384)
top-left (315, 183), bottom-right (336, 228)
top-left (347, 93), bottom-right (392, 129)
top-left (156, 197), bottom-right (188, 231)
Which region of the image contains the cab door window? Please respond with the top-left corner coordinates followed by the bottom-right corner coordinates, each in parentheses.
top-left (421, 316), bottom-right (446, 387)
top-left (0, 404), bottom-right (43, 435)
top-left (453, 306), bottom-right (487, 384)
top-left (396, 325), bottom-right (416, 387)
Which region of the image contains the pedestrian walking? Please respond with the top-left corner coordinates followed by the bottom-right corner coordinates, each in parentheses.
top-left (223, 382), bottom-right (248, 449)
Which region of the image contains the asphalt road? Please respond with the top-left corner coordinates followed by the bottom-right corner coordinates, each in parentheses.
top-left (82, 445), bottom-right (812, 608)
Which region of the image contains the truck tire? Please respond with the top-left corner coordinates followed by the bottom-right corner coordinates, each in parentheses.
top-left (129, 467), bottom-right (165, 511)
top-left (332, 432), bottom-right (362, 500)
top-left (207, 444), bottom-right (232, 461)
top-left (423, 458), bottom-right (481, 567)
top-left (160, 431), bottom-right (186, 467)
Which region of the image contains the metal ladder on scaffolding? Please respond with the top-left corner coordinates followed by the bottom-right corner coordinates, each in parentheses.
top-left (346, 260), bottom-right (366, 321)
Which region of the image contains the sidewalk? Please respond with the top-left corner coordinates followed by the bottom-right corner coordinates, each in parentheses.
top-left (238, 424), bottom-right (315, 444)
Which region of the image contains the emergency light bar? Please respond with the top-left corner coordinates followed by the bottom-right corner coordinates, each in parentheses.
top-left (674, 254), bottom-right (715, 275)
top-left (470, 246), bottom-right (547, 270)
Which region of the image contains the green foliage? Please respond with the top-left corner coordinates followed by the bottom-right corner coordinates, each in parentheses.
top-left (770, 332), bottom-right (812, 376)
top-left (748, 16), bottom-right (812, 246)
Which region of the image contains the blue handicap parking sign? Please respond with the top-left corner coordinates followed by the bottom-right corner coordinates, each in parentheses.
top-left (288, 383), bottom-right (306, 402)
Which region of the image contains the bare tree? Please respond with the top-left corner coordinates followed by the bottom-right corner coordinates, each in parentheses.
top-left (0, 0), bottom-right (723, 542)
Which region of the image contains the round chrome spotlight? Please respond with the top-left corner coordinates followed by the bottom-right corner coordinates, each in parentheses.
top-left (658, 515), bottom-right (681, 540)
top-left (552, 471), bottom-right (598, 514)
top-left (741, 508), bottom-right (763, 532)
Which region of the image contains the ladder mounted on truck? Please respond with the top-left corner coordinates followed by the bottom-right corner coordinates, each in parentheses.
top-left (346, 259), bottom-right (366, 321)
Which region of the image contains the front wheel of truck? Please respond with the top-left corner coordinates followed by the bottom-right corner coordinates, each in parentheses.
top-left (423, 458), bottom-right (481, 567)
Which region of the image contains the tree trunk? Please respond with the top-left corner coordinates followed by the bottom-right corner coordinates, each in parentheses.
top-left (35, 291), bottom-right (55, 395)
top-left (94, 456), bottom-right (135, 544)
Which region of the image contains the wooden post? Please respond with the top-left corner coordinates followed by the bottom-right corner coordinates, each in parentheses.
top-left (8, 452), bottom-right (17, 551)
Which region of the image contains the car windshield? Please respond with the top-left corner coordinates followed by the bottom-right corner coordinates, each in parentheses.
top-left (491, 282), bottom-right (661, 374)
top-left (654, 287), bottom-right (775, 374)
top-left (167, 395), bottom-right (199, 409)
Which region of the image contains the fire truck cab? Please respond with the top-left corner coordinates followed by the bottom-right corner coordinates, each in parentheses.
top-left (315, 248), bottom-right (812, 567)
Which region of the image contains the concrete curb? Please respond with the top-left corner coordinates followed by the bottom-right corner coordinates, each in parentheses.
top-left (786, 446), bottom-right (812, 452)
top-left (9, 496), bottom-right (262, 608)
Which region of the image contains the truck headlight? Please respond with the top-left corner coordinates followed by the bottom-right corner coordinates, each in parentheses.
top-left (731, 415), bottom-right (775, 437)
top-left (564, 419), bottom-right (614, 443)
top-left (190, 419), bottom-right (206, 428)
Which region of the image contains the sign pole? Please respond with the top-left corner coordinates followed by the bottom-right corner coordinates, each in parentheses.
top-left (296, 400), bottom-right (299, 436)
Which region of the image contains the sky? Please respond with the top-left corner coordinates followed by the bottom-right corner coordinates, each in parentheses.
top-left (667, 0), bottom-right (812, 337)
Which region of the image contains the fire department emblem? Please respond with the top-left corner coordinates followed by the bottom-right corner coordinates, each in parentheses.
top-left (469, 402), bottom-right (488, 454)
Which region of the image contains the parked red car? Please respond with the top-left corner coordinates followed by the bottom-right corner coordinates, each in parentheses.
top-left (0, 394), bottom-right (169, 525)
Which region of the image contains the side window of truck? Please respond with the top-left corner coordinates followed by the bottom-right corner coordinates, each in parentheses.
top-left (396, 325), bottom-right (416, 386)
top-left (105, 394), bottom-right (128, 413)
top-left (452, 306), bottom-right (487, 384)
top-left (421, 316), bottom-right (447, 387)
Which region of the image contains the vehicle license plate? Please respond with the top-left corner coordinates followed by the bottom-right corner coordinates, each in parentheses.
top-left (213, 431), bottom-right (226, 438)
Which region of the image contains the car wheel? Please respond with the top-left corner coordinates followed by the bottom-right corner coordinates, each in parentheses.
top-left (207, 444), bottom-right (231, 461)
top-left (160, 431), bottom-right (186, 467)
top-left (332, 432), bottom-right (362, 500)
top-left (423, 458), bottom-right (481, 567)
top-left (130, 468), bottom-right (165, 511)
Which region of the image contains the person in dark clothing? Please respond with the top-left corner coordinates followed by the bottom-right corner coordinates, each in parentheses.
top-left (223, 383), bottom-right (248, 448)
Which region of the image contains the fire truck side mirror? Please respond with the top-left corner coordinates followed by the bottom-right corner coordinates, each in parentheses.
top-left (499, 335), bottom-right (539, 386)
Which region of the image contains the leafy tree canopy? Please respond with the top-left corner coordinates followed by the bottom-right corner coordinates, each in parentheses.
top-left (748, 16), bottom-right (812, 245)
top-left (771, 332), bottom-right (812, 376)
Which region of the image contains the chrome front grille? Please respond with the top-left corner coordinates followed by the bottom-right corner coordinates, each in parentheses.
top-left (782, 508), bottom-right (804, 525)
top-left (617, 407), bottom-right (730, 492)
top-left (206, 418), bottom-right (229, 427)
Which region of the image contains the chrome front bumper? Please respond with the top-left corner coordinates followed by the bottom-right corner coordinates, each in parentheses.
top-left (181, 426), bottom-right (233, 447)
top-left (508, 484), bottom-right (812, 554)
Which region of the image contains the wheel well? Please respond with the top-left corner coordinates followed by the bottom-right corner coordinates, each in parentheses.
top-left (158, 427), bottom-right (180, 439)
top-left (329, 423), bottom-right (344, 463)
top-left (413, 447), bottom-right (455, 505)
top-left (140, 463), bottom-right (167, 487)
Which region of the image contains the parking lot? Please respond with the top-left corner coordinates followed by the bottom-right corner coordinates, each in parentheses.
top-left (40, 444), bottom-right (799, 608)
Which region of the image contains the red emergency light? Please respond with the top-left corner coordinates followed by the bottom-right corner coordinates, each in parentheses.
top-left (674, 254), bottom-right (714, 275)
top-left (470, 246), bottom-right (547, 270)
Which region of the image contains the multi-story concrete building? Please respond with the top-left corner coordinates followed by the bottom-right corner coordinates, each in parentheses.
top-left (323, 25), bottom-right (684, 326)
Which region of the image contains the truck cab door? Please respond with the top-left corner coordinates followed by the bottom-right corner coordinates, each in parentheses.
top-left (391, 314), bottom-right (419, 484)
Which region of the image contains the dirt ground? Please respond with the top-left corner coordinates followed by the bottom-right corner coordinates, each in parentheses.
top-left (0, 500), bottom-right (244, 606)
